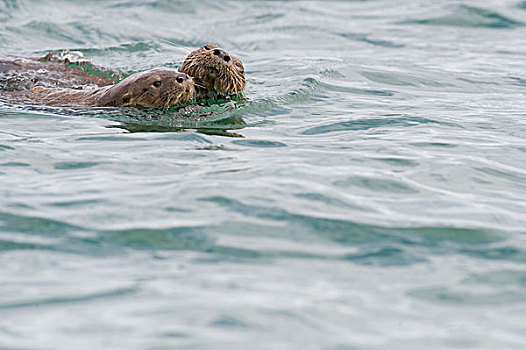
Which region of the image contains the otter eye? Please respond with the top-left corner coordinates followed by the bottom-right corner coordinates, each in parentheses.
top-left (122, 97), bottom-right (130, 103)
top-left (153, 81), bottom-right (162, 88)
top-left (176, 77), bottom-right (184, 83)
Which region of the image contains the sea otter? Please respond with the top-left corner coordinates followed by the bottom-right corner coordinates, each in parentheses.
top-left (1, 67), bottom-right (194, 108)
top-left (0, 55), bottom-right (121, 90)
top-left (180, 44), bottom-right (246, 99)
top-left (0, 44), bottom-right (245, 103)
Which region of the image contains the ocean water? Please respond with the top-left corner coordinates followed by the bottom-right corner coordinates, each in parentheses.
top-left (1, 0), bottom-right (526, 348)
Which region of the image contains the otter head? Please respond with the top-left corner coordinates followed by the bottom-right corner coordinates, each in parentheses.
top-left (102, 67), bottom-right (194, 108)
top-left (180, 44), bottom-right (245, 99)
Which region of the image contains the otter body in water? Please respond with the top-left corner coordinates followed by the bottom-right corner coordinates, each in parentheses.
top-left (0, 56), bottom-right (121, 90)
top-left (1, 67), bottom-right (194, 108)
top-left (1, 44), bottom-right (245, 105)
top-left (180, 44), bottom-right (245, 99)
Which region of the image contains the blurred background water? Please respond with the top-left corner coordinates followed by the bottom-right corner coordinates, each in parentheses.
top-left (1, 0), bottom-right (526, 348)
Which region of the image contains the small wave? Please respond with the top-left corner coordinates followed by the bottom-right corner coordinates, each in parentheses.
top-left (461, 246), bottom-right (526, 263)
top-left (0, 161), bottom-right (30, 167)
top-left (316, 79), bottom-right (394, 96)
top-left (0, 211), bottom-right (214, 254)
top-left (209, 315), bottom-right (250, 329)
top-left (408, 286), bottom-right (526, 305)
top-left (301, 115), bottom-right (440, 135)
top-left (409, 269), bottom-right (526, 305)
top-left (0, 286), bottom-right (138, 310)
top-left (232, 139), bottom-right (287, 148)
top-left (69, 41), bottom-right (162, 55)
top-left (337, 32), bottom-right (404, 48)
top-left (236, 13), bottom-right (285, 26)
top-left (49, 199), bottom-right (105, 208)
top-left (405, 5), bottom-right (522, 28)
top-left (371, 157), bottom-right (419, 167)
top-left (98, 227), bottom-right (212, 251)
top-left (208, 77), bottom-right (325, 123)
top-left (475, 167), bottom-right (526, 185)
top-left (334, 176), bottom-right (418, 194)
top-left (360, 71), bottom-right (455, 88)
top-left (0, 239), bottom-right (48, 252)
top-left (53, 161), bottom-right (101, 170)
top-left (0, 211), bottom-right (80, 236)
top-left (15, 21), bottom-right (87, 45)
top-left (343, 247), bottom-right (424, 266)
top-left (275, 77), bottom-right (322, 105)
top-left (509, 76), bottom-right (526, 87)
top-left (105, 0), bottom-right (199, 12)
top-left (199, 196), bottom-right (504, 263)
top-left (0, 144), bottom-right (15, 151)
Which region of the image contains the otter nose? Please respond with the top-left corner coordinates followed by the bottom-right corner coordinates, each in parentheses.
top-left (213, 48), bottom-right (231, 62)
top-left (176, 73), bottom-right (189, 84)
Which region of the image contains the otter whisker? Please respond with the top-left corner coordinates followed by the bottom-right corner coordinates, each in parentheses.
top-left (193, 82), bottom-right (207, 89)
top-left (163, 95), bottom-right (172, 111)
top-left (160, 38), bottom-right (194, 53)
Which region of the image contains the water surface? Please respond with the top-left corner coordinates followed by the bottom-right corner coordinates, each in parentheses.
top-left (1, 0), bottom-right (526, 348)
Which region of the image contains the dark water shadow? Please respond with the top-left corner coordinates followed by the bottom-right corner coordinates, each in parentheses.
top-left (110, 114), bottom-right (247, 138)
top-left (0, 98), bottom-right (250, 137)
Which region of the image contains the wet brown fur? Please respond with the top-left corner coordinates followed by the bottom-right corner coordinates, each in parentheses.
top-left (0, 57), bottom-right (120, 89)
top-left (180, 44), bottom-right (245, 99)
top-left (2, 67), bottom-right (194, 108)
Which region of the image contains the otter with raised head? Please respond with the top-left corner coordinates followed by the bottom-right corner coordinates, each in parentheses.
top-left (1, 45), bottom-right (245, 103)
top-left (2, 67), bottom-right (194, 108)
top-left (180, 44), bottom-right (245, 99)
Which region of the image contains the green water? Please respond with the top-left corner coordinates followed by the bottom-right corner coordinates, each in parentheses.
top-left (1, 0), bottom-right (526, 348)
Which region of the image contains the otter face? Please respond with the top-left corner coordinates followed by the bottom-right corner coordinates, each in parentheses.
top-left (106, 68), bottom-right (195, 108)
top-left (180, 44), bottom-right (245, 98)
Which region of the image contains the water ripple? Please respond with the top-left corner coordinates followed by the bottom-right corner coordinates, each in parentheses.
top-left (301, 116), bottom-right (440, 135)
top-left (200, 196), bottom-right (503, 248)
top-left (97, 227), bottom-right (212, 251)
top-left (0, 286), bottom-right (138, 310)
top-left (1, 0), bottom-right (525, 347)
top-left (337, 32), bottom-right (404, 48)
top-left (406, 5), bottom-right (523, 28)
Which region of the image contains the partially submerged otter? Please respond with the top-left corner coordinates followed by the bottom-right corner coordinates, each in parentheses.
top-left (0, 44), bottom-right (245, 106)
top-left (33, 45), bottom-right (246, 100)
top-left (180, 44), bottom-right (245, 99)
top-left (0, 55), bottom-right (121, 90)
top-left (2, 67), bottom-right (194, 108)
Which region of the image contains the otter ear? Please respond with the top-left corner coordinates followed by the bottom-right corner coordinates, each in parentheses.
top-left (234, 61), bottom-right (244, 73)
top-left (121, 93), bottom-right (131, 105)
top-left (203, 44), bottom-right (216, 50)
